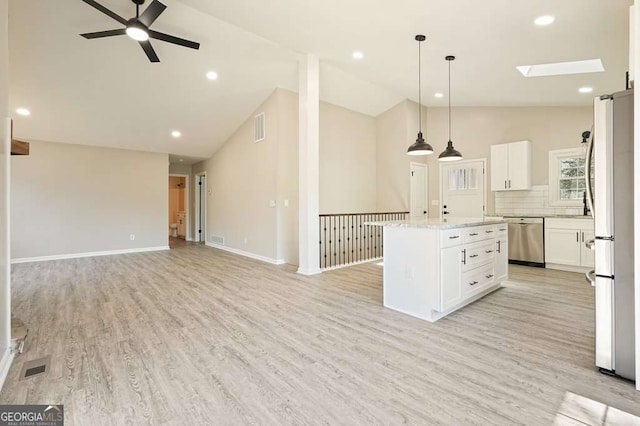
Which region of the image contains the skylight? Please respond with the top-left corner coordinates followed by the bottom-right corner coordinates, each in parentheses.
top-left (516, 59), bottom-right (604, 77)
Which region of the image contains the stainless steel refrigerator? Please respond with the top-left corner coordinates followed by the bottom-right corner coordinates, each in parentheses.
top-left (585, 88), bottom-right (635, 381)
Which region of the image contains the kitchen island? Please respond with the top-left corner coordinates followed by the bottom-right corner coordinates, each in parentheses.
top-left (368, 217), bottom-right (508, 322)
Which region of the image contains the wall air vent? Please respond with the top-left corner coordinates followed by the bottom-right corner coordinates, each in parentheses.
top-left (211, 235), bottom-right (225, 245)
top-left (254, 112), bottom-right (265, 142)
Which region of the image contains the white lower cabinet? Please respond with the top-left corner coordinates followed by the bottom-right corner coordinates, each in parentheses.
top-left (545, 218), bottom-right (594, 270)
top-left (438, 225), bottom-right (507, 313)
top-left (440, 246), bottom-right (463, 311)
top-left (381, 221), bottom-right (508, 323)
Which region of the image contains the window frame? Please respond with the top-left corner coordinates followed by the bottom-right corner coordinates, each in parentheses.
top-left (548, 147), bottom-right (587, 207)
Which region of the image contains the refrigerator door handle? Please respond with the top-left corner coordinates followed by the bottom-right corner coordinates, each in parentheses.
top-left (585, 127), bottom-right (595, 216)
top-left (585, 269), bottom-right (596, 286)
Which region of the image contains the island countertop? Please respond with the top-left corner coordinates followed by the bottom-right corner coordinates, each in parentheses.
top-left (365, 216), bottom-right (506, 229)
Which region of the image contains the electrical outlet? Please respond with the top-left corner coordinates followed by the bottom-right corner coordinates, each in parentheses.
top-left (269, 200), bottom-right (276, 208)
top-left (129, 234), bottom-right (135, 241)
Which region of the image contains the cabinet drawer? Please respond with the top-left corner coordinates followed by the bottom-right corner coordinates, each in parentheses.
top-left (462, 226), bottom-right (496, 243)
top-left (462, 263), bottom-right (495, 296)
top-left (546, 218), bottom-right (593, 230)
top-left (440, 229), bottom-right (462, 247)
top-left (494, 224), bottom-right (508, 235)
top-left (462, 240), bottom-right (495, 272)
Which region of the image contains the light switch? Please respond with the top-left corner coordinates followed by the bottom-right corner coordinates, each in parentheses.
top-left (269, 200), bottom-right (276, 207)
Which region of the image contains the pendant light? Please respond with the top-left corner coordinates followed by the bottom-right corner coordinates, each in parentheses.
top-left (407, 35), bottom-right (433, 156)
top-left (438, 55), bottom-right (463, 162)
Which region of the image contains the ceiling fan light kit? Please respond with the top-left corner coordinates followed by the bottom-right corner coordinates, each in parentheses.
top-left (407, 34), bottom-right (434, 156)
top-left (80, 0), bottom-right (200, 63)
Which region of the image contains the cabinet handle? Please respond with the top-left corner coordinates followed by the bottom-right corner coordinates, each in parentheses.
top-left (576, 232), bottom-right (579, 242)
top-left (469, 233), bottom-right (478, 236)
top-left (485, 230), bottom-right (494, 234)
top-left (486, 274), bottom-right (494, 279)
top-left (470, 281), bottom-right (479, 286)
top-left (504, 180), bottom-right (507, 189)
top-left (469, 254), bottom-right (479, 258)
top-left (449, 235), bottom-right (460, 239)
top-left (508, 180), bottom-right (511, 188)
top-left (485, 250), bottom-right (494, 254)
top-left (497, 240), bottom-right (501, 253)
top-left (582, 232), bottom-right (584, 242)
top-left (462, 249), bottom-right (466, 264)
top-left (499, 228), bottom-right (507, 231)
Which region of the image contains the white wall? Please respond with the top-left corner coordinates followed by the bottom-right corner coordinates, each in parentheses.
top-left (11, 141), bottom-right (169, 260)
top-left (320, 102), bottom-right (377, 213)
top-left (193, 91), bottom-right (281, 261)
top-left (0, 0), bottom-right (11, 384)
top-left (375, 100), bottom-right (428, 212)
top-left (424, 106), bottom-right (592, 215)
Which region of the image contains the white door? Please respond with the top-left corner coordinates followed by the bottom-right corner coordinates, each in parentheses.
top-left (440, 160), bottom-right (485, 218)
top-left (410, 163), bottom-right (428, 217)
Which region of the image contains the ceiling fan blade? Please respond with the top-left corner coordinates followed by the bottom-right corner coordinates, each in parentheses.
top-left (138, 0), bottom-right (167, 28)
top-left (148, 30), bottom-right (200, 50)
top-left (81, 0), bottom-right (128, 25)
top-left (80, 28), bottom-right (126, 39)
top-left (139, 40), bottom-right (160, 63)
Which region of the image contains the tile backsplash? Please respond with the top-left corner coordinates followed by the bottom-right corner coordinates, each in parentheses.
top-left (494, 185), bottom-right (584, 216)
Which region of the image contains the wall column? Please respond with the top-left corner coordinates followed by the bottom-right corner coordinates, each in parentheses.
top-left (298, 54), bottom-right (321, 275)
top-left (0, 0), bottom-right (13, 389)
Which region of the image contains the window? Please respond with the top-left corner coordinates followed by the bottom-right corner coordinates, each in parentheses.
top-left (448, 167), bottom-right (478, 191)
top-left (549, 148), bottom-right (587, 206)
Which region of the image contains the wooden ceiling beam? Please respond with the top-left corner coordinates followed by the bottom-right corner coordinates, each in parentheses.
top-left (11, 139), bottom-right (30, 155)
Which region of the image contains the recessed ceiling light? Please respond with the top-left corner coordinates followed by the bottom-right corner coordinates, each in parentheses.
top-left (16, 108), bottom-right (30, 116)
top-left (434, 92), bottom-right (444, 98)
top-left (516, 59), bottom-right (604, 77)
top-left (352, 51), bottom-right (364, 60)
top-left (179, 159), bottom-right (184, 162)
top-left (534, 15), bottom-right (555, 26)
top-left (171, 130), bottom-right (182, 138)
top-left (579, 87), bottom-right (593, 94)
top-left (206, 71), bottom-right (218, 80)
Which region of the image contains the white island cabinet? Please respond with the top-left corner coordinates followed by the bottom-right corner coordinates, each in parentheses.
top-left (368, 217), bottom-right (508, 322)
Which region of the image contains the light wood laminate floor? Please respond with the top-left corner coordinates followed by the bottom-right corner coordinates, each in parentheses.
top-left (2, 244), bottom-right (639, 425)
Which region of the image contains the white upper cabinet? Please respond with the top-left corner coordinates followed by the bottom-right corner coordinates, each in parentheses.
top-left (490, 140), bottom-right (532, 191)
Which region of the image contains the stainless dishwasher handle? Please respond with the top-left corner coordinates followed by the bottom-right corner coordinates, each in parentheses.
top-left (585, 270), bottom-right (596, 286)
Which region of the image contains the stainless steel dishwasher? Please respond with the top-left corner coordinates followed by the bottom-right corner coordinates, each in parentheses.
top-left (505, 217), bottom-right (545, 267)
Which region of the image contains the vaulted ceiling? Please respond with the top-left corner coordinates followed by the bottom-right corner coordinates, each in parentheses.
top-left (8, 0), bottom-right (633, 161)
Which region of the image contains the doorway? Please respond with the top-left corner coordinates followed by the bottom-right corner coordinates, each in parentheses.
top-left (439, 159), bottom-right (486, 218)
top-left (194, 172), bottom-right (206, 243)
top-left (168, 174), bottom-right (190, 243)
top-left (410, 162), bottom-right (429, 217)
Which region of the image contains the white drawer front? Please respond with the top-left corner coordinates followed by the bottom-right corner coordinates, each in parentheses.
top-left (440, 229), bottom-right (462, 247)
top-left (462, 263), bottom-right (495, 295)
top-left (461, 226), bottom-right (493, 243)
top-left (462, 240), bottom-right (496, 272)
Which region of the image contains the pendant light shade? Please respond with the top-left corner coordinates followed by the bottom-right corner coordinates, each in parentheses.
top-left (407, 35), bottom-right (433, 156)
top-left (438, 55), bottom-right (462, 162)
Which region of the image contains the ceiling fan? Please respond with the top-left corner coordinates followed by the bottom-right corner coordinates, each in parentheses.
top-left (80, 0), bottom-right (200, 63)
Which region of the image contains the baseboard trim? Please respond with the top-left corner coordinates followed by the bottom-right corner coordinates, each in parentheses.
top-left (11, 246), bottom-right (170, 264)
top-left (297, 267), bottom-right (322, 276)
top-left (321, 257), bottom-right (383, 272)
top-left (0, 347), bottom-right (15, 393)
top-left (205, 242), bottom-right (286, 265)
top-left (545, 263), bottom-right (591, 273)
